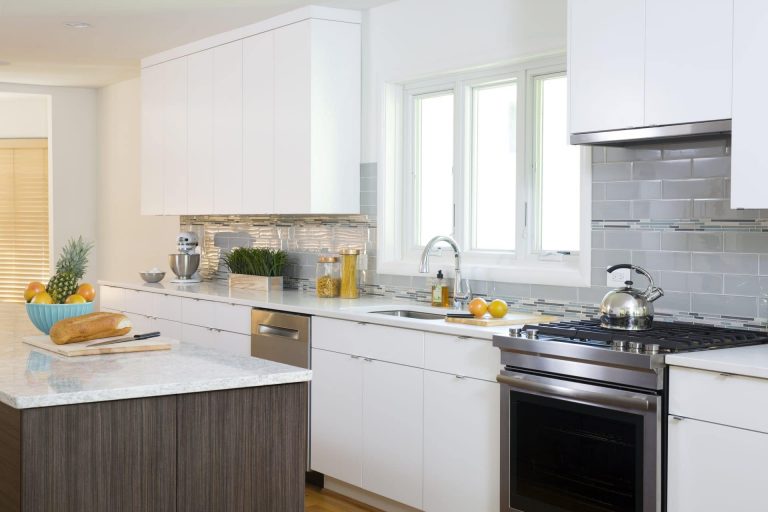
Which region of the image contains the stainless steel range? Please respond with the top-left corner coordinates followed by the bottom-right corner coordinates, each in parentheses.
top-left (492, 319), bottom-right (768, 512)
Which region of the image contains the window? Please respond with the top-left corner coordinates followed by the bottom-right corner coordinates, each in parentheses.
top-left (0, 139), bottom-right (50, 303)
top-left (379, 57), bottom-right (591, 286)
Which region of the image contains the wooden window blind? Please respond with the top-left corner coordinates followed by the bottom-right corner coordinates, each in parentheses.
top-left (0, 139), bottom-right (49, 303)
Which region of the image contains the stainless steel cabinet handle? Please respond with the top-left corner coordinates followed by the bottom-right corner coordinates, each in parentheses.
top-left (363, 358), bottom-right (373, 362)
top-left (671, 416), bottom-right (685, 422)
top-left (350, 355), bottom-right (360, 359)
top-left (257, 324), bottom-right (300, 340)
top-left (456, 336), bottom-right (469, 341)
top-left (357, 322), bottom-right (368, 326)
top-left (455, 375), bottom-right (466, 379)
top-left (719, 372), bottom-right (735, 377)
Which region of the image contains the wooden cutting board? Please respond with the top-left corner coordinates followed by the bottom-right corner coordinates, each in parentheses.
top-left (23, 335), bottom-right (174, 357)
top-left (445, 312), bottom-right (557, 327)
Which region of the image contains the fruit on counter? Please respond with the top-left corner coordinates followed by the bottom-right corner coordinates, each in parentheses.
top-left (488, 299), bottom-right (509, 319)
top-left (30, 291), bottom-right (54, 304)
top-left (50, 312), bottom-right (131, 345)
top-left (64, 294), bottom-right (86, 304)
top-left (76, 283), bottom-right (96, 302)
top-left (23, 281), bottom-right (46, 302)
top-left (468, 297), bottom-right (489, 318)
top-left (47, 236), bottom-right (93, 304)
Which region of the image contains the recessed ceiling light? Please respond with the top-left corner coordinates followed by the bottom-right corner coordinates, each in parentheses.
top-left (64, 21), bottom-right (91, 29)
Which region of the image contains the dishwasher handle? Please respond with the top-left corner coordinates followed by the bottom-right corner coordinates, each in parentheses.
top-left (257, 324), bottom-right (300, 340)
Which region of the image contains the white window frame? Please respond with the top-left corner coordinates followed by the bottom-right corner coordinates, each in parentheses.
top-left (377, 54), bottom-right (592, 287)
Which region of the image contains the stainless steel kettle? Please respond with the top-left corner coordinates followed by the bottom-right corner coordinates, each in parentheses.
top-left (599, 264), bottom-right (664, 331)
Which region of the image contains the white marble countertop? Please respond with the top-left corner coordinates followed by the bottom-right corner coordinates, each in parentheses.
top-left (98, 280), bottom-right (533, 340)
top-left (666, 344), bottom-right (768, 380)
top-left (0, 304), bottom-right (311, 409)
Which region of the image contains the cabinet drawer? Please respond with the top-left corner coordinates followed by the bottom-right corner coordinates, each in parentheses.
top-left (181, 298), bottom-right (217, 327)
top-left (214, 302), bottom-right (251, 334)
top-left (217, 330), bottom-right (252, 357)
top-left (123, 288), bottom-right (153, 316)
top-left (123, 312), bottom-right (153, 333)
top-left (669, 366), bottom-right (768, 433)
top-left (181, 323), bottom-right (218, 349)
top-left (313, 317), bottom-right (423, 367)
top-left (99, 286), bottom-right (124, 311)
top-left (424, 333), bottom-right (499, 381)
top-left (153, 294), bottom-right (182, 322)
top-left (155, 318), bottom-right (182, 341)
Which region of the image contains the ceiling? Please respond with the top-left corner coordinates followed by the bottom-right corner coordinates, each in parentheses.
top-left (0, 0), bottom-right (391, 88)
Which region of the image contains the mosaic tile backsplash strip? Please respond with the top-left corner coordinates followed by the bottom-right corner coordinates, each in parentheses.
top-left (183, 138), bottom-right (768, 329)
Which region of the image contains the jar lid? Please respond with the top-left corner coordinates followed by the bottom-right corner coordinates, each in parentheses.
top-left (340, 248), bottom-right (361, 255)
top-left (318, 256), bottom-right (338, 263)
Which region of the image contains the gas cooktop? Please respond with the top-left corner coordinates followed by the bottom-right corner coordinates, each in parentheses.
top-left (521, 319), bottom-right (768, 354)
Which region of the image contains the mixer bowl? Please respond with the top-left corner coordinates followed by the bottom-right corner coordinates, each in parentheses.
top-left (169, 253), bottom-right (200, 280)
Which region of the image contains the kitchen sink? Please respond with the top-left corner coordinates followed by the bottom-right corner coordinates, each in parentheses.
top-left (370, 310), bottom-right (445, 320)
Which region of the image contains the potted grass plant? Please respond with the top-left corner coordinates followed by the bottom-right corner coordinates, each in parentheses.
top-left (222, 247), bottom-right (287, 291)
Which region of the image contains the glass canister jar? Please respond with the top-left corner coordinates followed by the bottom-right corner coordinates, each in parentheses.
top-left (316, 256), bottom-right (341, 298)
top-left (340, 248), bottom-right (360, 299)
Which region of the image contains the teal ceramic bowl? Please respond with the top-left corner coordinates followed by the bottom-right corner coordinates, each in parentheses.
top-left (25, 302), bottom-right (95, 335)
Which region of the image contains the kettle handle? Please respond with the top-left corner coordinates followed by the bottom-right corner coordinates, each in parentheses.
top-left (606, 264), bottom-right (664, 302)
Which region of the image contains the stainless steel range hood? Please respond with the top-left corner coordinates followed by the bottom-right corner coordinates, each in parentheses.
top-left (569, 119), bottom-right (731, 145)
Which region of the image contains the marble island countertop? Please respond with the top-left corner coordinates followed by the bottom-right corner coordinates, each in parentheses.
top-left (98, 279), bottom-right (532, 340)
top-left (0, 303), bottom-right (311, 409)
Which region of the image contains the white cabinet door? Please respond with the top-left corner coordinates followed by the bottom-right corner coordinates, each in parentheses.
top-left (645, 0), bottom-right (732, 126)
top-left (99, 286), bottom-right (124, 311)
top-left (186, 49), bottom-right (215, 214)
top-left (155, 318), bottom-right (182, 340)
top-left (162, 57), bottom-right (188, 214)
top-left (311, 348), bottom-right (363, 486)
top-left (123, 312), bottom-right (153, 333)
top-left (362, 359), bottom-right (423, 509)
top-left (212, 40), bottom-right (243, 214)
top-left (668, 416), bottom-right (768, 511)
top-left (732, 0), bottom-right (768, 208)
top-left (568, 0), bottom-right (645, 133)
top-left (180, 297), bottom-right (217, 327)
top-left (213, 302), bottom-right (251, 335)
top-left (181, 323), bottom-right (219, 349)
top-left (424, 333), bottom-right (499, 382)
top-left (216, 330), bottom-right (252, 357)
top-left (274, 20), bottom-right (311, 214)
top-left (423, 372), bottom-right (499, 512)
top-left (242, 31), bottom-right (275, 214)
top-left (140, 64), bottom-right (164, 215)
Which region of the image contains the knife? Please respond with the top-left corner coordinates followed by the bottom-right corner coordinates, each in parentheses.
top-left (86, 332), bottom-right (161, 347)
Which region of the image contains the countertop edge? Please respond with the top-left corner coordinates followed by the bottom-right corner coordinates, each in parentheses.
top-left (5, 369), bottom-right (312, 410)
top-left (666, 349), bottom-right (768, 380)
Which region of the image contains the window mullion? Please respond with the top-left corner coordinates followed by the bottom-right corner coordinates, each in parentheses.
top-left (516, 69), bottom-right (529, 261)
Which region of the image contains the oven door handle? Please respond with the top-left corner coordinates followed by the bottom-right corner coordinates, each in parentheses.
top-left (497, 373), bottom-right (655, 413)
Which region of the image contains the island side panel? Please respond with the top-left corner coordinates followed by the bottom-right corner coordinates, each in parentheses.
top-left (21, 396), bottom-right (177, 512)
top-left (0, 402), bottom-right (21, 512)
top-left (177, 383), bottom-right (308, 512)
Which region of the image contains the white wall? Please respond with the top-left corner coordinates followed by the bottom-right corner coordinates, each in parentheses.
top-left (0, 82), bottom-right (99, 283)
top-left (0, 93), bottom-right (48, 138)
top-left (361, 0), bottom-right (567, 161)
top-left (96, 78), bottom-right (179, 281)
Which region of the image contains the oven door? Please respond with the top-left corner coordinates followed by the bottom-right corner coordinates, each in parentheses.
top-left (498, 369), bottom-right (661, 512)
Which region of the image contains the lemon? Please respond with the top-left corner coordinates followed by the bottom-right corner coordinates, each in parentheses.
top-left (488, 299), bottom-right (509, 319)
top-left (30, 291), bottom-right (54, 304)
top-left (64, 294), bottom-right (86, 304)
top-left (24, 282), bottom-right (46, 302)
top-left (468, 298), bottom-right (488, 318)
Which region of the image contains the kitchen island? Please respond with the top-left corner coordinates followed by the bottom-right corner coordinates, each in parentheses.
top-left (0, 303), bottom-right (311, 512)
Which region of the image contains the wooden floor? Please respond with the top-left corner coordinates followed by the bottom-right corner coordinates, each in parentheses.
top-left (305, 485), bottom-right (381, 512)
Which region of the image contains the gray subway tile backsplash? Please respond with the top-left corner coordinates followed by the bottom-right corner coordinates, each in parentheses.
top-left (184, 137), bottom-right (768, 328)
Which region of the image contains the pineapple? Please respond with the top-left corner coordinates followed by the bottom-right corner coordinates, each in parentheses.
top-left (47, 237), bottom-right (93, 303)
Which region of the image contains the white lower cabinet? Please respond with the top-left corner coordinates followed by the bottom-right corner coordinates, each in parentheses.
top-left (181, 323), bottom-right (250, 355)
top-left (310, 349), bottom-right (363, 486)
top-left (667, 416), bottom-right (768, 511)
top-left (362, 359), bottom-right (423, 509)
top-left (423, 372), bottom-right (499, 512)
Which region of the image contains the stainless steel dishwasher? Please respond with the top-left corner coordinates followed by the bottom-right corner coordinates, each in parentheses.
top-left (251, 308), bottom-right (312, 470)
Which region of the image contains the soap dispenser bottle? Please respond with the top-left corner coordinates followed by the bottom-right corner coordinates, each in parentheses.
top-left (432, 270), bottom-right (450, 307)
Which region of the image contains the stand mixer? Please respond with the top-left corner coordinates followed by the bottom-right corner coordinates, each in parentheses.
top-left (169, 232), bottom-right (202, 284)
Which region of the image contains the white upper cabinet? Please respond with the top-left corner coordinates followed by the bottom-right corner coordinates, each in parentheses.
top-left (569, 0), bottom-right (734, 135)
top-left (212, 40), bottom-right (244, 214)
top-left (732, 0), bottom-right (768, 208)
top-left (140, 7), bottom-right (361, 216)
top-left (568, 0), bottom-right (645, 133)
top-left (645, 0), bottom-right (733, 126)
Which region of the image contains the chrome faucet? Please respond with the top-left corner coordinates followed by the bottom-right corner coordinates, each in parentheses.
top-left (419, 235), bottom-right (472, 309)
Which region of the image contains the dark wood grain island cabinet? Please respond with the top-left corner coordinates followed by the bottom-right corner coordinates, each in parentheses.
top-left (0, 383), bottom-right (307, 512)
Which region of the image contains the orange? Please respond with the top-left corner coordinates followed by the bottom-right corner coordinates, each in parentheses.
top-left (30, 291), bottom-right (53, 304)
top-left (24, 281), bottom-right (46, 302)
top-left (76, 283), bottom-right (96, 302)
top-left (64, 294), bottom-right (86, 304)
top-left (468, 297), bottom-right (488, 318)
top-left (488, 299), bottom-right (509, 318)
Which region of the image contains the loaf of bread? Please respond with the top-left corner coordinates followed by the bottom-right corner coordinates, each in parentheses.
top-left (50, 312), bottom-right (132, 345)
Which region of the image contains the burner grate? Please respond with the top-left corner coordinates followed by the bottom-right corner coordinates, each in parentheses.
top-left (524, 319), bottom-right (768, 352)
